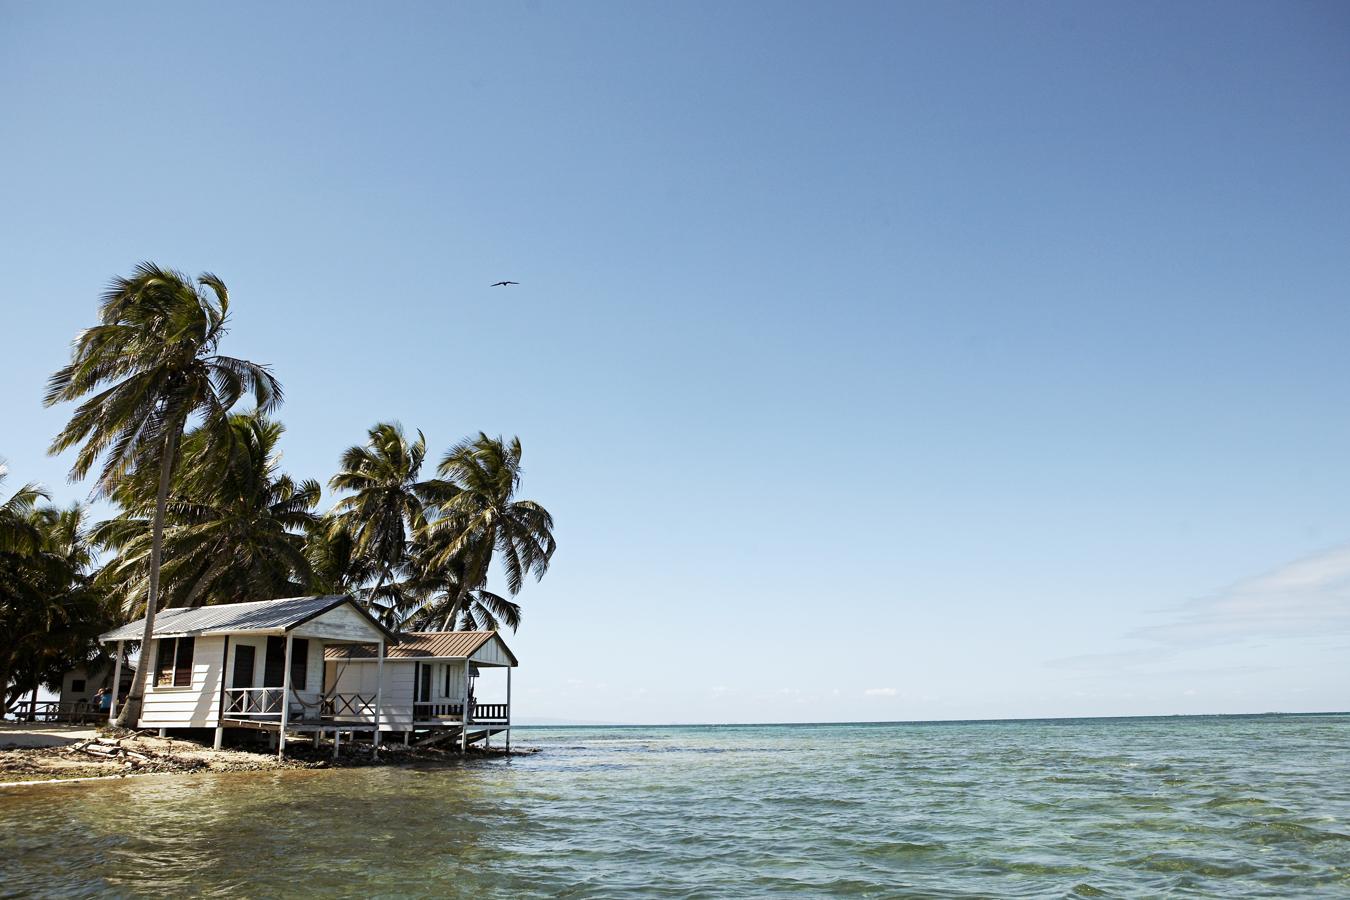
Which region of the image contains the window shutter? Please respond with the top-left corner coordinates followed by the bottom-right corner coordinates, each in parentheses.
top-left (174, 636), bottom-right (195, 687)
top-left (263, 636), bottom-right (286, 687)
top-left (290, 639), bottom-right (309, 691)
top-left (232, 645), bottom-right (256, 689)
top-left (155, 640), bottom-right (174, 686)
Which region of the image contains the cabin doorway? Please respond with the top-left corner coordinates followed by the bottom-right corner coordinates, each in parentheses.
top-left (263, 636), bottom-right (309, 690)
top-left (417, 663), bottom-right (432, 703)
top-left (232, 645), bottom-right (256, 689)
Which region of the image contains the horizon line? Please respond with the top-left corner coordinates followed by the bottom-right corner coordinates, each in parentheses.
top-left (513, 710), bottom-right (1349, 728)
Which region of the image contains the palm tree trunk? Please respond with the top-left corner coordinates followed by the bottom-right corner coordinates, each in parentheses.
top-left (114, 428), bottom-right (180, 727)
top-left (440, 597), bottom-right (460, 631)
top-left (442, 551), bottom-right (489, 631)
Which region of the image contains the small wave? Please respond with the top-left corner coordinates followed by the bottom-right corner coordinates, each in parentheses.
top-left (859, 839), bottom-right (945, 857)
top-left (1238, 821), bottom-right (1350, 845)
top-left (989, 858), bottom-right (1092, 877)
top-left (1201, 795), bottom-right (1276, 810)
top-left (1130, 852), bottom-right (1259, 877)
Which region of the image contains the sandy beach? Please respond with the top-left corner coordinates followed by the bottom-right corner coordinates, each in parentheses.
top-left (0, 723), bottom-right (519, 786)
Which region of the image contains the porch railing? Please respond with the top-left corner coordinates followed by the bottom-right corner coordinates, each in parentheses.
top-left (473, 703), bottom-right (509, 722)
top-left (222, 687), bottom-right (377, 722)
top-left (223, 687), bottom-right (284, 718)
top-left (414, 701), bottom-right (464, 719)
top-left (412, 701), bottom-right (509, 722)
top-left (7, 700), bottom-right (101, 724)
top-left (322, 693), bottom-right (376, 720)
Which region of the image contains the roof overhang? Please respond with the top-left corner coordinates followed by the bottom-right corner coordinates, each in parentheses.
top-left (98, 595), bottom-right (400, 644)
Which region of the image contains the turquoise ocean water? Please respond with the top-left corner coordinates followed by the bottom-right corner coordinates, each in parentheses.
top-left (1, 714), bottom-right (1347, 897)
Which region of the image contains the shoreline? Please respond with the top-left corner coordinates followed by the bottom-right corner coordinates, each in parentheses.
top-left (0, 726), bottom-right (528, 788)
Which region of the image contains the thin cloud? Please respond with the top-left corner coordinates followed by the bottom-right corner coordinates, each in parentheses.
top-left (1131, 544), bottom-right (1350, 645)
top-left (1050, 543), bottom-right (1350, 672)
top-left (864, 687), bottom-right (898, 697)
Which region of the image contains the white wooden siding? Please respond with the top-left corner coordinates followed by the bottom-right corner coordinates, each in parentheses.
top-left (227, 635), bottom-right (267, 688)
top-left (469, 635), bottom-right (514, 667)
top-left (222, 635), bottom-right (334, 712)
top-left (329, 657), bottom-right (415, 729)
top-left (139, 635), bottom-right (226, 728)
top-left (60, 666), bottom-right (101, 705)
top-left (437, 661), bottom-right (467, 700)
top-left (290, 603), bottom-right (384, 642)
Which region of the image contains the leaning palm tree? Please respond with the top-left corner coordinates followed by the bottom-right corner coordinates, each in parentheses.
top-left (45, 263), bottom-right (280, 726)
top-left (402, 535), bottom-right (523, 632)
top-left (95, 413), bottom-right (318, 612)
top-left (415, 434), bottom-right (554, 631)
top-left (327, 422), bottom-right (449, 624)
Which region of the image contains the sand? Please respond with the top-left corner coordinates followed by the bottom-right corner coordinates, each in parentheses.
top-left (0, 722), bottom-right (529, 786)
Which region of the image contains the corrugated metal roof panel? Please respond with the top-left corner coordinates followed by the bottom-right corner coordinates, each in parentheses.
top-left (324, 631), bottom-right (516, 665)
top-left (100, 595), bottom-right (356, 641)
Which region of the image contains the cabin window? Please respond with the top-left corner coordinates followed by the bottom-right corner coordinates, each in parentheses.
top-left (264, 636), bottom-right (308, 690)
top-left (155, 637), bottom-right (195, 687)
top-left (70, 679), bottom-right (86, 693)
top-left (444, 664), bottom-right (451, 697)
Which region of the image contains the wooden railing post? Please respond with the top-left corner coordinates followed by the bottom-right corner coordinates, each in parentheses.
top-left (277, 634), bottom-right (293, 757)
top-left (109, 640), bottom-right (125, 723)
top-left (373, 639), bottom-right (384, 748)
top-left (460, 663), bottom-right (470, 754)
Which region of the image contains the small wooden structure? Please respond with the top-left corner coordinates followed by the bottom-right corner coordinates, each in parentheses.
top-left (99, 595), bottom-right (397, 755)
top-left (325, 631), bottom-right (517, 751)
top-left (59, 663), bottom-right (135, 713)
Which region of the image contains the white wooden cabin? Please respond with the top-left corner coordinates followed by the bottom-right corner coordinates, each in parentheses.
top-left (99, 595), bottom-right (397, 754)
top-left (58, 662), bottom-right (135, 718)
top-left (325, 631), bottom-right (517, 749)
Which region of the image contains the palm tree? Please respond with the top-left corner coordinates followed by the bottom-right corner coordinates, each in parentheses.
top-left (0, 460), bottom-right (46, 554)
top-left (95, 413), bottom-right (318, 612)
top-left (326, 422), bottom-right (447, 625)
top-left (304, 517), bottom-right (375, 596)
top-left (403, 536), bottom-right (523, 631)
top-left (0, 464), bottom-right (49, 716)
top-left (413, 434), bottom-right (554, 631)
top-left (45, 263), bottom-right (280, 726)
top-left (0, 499), bottom-right (110, 718)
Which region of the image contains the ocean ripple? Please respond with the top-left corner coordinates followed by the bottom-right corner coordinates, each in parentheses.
top-left (0, 714), bottom-right (1347, 897)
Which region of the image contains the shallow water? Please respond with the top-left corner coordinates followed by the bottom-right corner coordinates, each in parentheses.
top-left (1, 715), bottom-right (1347, 897)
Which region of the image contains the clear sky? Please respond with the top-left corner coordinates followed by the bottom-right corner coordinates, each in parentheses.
top-left (3, 2), bottom-right (1348, 723)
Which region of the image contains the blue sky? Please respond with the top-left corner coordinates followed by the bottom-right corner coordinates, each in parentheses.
top-left (3, 2), bottom-right (1348, 723)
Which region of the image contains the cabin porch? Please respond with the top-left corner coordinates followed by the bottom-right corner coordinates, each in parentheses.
top-left (325, 631), bottom-right (518, 752)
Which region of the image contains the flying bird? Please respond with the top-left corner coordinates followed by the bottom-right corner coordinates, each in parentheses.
top-left (491, 281), bottom-right (519, 287)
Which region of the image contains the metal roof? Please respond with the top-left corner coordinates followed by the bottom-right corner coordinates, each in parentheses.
top-left (324, 631), bottom-right (517, 665)
top-left (99, 595), bottom-right (394, 642)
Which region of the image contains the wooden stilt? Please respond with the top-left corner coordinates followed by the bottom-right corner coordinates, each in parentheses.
top-left (109, 640), bottom-right (125, 723)
top-left (333, 729), bottom-right (341, 759)
top-left (460, 665), bottom-right (470, 754)
top-left (373, 639), bottom-right (384, 749)
top-left (278, 634), bottom-right (293, 757)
